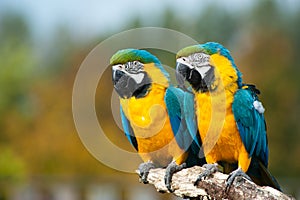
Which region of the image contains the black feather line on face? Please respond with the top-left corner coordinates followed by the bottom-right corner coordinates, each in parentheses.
top-left (201, 67), bottom-right (215, 92)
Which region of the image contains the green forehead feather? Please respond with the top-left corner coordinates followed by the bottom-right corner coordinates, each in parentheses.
top-left (110, 49), bottom-right (161, 65)
top-left (176, 45), bottom-right (213, 59)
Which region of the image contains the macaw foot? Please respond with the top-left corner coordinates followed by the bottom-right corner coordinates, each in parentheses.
top-left (138, 161), bottom-right (155, 184)
top-left (165, 161), bottom-right (187, 192)
top-left (194, 163), bottom-right (219, 185)
top-left (225, 167), bottom-right (252, 192)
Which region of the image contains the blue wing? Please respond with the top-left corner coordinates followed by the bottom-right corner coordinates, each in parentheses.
top-left (232, 87), bottom-right (268, 167)
top-left (183, 89), bottom-right (200, 150)
top-left (164, 86), bottom-right (200, 155)
top-left (120, 106), bottom-right (138, 151)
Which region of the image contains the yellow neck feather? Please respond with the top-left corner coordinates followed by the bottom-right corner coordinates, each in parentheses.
top-left (120, 83), bottom-right (170, 145)
top-left (210, 54), bottom-right (238, 94)
top-left (143, 63), bottom-right (169, 88)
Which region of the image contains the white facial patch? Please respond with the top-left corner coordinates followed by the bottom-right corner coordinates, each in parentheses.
top-left (112, 64), bottom-right (124, 76)
top-left (130, 73), bottom-right (145, 84)
top-left (192, 53), bottom-right (210, 66)
top-left (112, 64), bottom-right (145, 84)
top-left (187, 53), bottom-right (212, 78)
top-left (112, 64), bottom-right (123, 79)
top-left (253, 100), bottom-right (265, 114)
top-left (176, 57), bottom-right (193, 69)
top-left (196, 66), bottom-right (211, 78)
top-left (112, 64), bottom-right (123, 71)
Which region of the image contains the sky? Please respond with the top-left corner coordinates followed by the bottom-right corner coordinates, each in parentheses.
top-left (0, 0), bottom-right (250, 41)
top-left (0, 0), bottom-right (298, 42)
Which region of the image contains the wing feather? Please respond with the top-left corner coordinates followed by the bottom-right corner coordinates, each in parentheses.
top-left (232, 87), bottom-right (268, 167)
top-left (120, 106), bottom-right (138, 151)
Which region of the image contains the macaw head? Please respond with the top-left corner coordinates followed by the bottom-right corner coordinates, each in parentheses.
top-left (176, 42), bottom-right (242, 93)
top-left (111, 49), bottom-right (169, 99)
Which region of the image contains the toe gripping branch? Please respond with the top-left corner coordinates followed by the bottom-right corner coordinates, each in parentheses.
top-left (194, 164), bottom-right (252, 193)
top-left (165, 161), bottom-right (187, 192)
top-left (194, 163), bottom-right (219, 185)
top-left (138, 161), bottom-right (156, 184)
top-left (225, 167), bottom-right (251, 192)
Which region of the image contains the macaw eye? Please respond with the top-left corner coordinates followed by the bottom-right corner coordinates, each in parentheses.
top-left (195, 53), bottom-right (203, 60)
top-left (192, 53), bottom-right (210, 64)
top-left (182, 58), bottom-right (186, 62)
top-left (132, 61), bottom-right (143, 71)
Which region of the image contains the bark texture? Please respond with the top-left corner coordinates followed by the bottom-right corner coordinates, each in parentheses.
top-left (137, 166), bottom-right (295, 200)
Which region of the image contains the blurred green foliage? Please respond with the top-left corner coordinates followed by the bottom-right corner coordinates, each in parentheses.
top-left (0, 1), bottom-right (299, 197)
top-left (0, 147), bottom-right (26, 182)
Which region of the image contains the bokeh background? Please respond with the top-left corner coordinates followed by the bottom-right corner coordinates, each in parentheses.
top-left (0, 0), bottom-right (299, 199)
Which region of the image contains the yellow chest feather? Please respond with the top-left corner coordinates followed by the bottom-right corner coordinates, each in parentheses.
top-left (196, 88), bottom-right (243, 163)
top-left (120, 84), bottom-right (185, 166)
top-left (194, 54), bottom-right (251, 171)
top-left (120, 85), bottom-right (168, 137)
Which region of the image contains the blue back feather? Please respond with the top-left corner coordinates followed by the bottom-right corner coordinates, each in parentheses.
top-left (164, 86), bottom-right (186, 149)
top-left (120, 106), bottom-right (138, 151)
top-left (232, 88), bottom-right (268, 167)
top-left (164, 86), bottom-right (201, 156)
top-left (183, 90), bottom-right (200, 150)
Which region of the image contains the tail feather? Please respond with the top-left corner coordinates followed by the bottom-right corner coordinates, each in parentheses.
top-left (247, 157), bottom-right (282, 191)
top-left (185, 139), bottom-right (206, 168)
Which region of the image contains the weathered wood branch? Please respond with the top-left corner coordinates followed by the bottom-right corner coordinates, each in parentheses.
top-left (137, 166), bottom-right (295, 200)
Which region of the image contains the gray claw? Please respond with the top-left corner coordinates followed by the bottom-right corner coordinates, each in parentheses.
top-left (225, 168), bottom-right (252, 192)
top-left (165, 161), bottom-right (187, 192)
top-left (138, 161), bottom-right (155, 184)
top-left (194, 163), bottom-right (219, 186)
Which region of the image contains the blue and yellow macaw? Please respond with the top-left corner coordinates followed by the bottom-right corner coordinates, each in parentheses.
top-left (175, 42), bottom-right (281, 191)
top-left (110, 49), bottom-right (205, 191)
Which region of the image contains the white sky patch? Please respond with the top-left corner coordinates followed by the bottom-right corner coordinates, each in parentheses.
top-left (253, 100), bottom-right (265, 114)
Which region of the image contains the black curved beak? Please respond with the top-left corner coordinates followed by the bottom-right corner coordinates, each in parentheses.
top-left (176, 62), bottom-right (191, 91)
top-left (112, 69), bottom-right (125, 86)
top-left (176, 62), bottom-right (204, 92)
top-left (176, 62), bottom-right (188, 81)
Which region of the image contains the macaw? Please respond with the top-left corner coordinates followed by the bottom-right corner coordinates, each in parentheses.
top-left (175, 42), bottom-right (281, 191)
top-left (110, 49), bottom-right (205, 191)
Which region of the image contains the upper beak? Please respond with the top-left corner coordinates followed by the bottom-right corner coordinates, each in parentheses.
top-left (176, 62), bottom-right (191, 86)
top-left (112, 69), bottom-right (125, 85)
top-left (176, 62), bottom-right (192, 73)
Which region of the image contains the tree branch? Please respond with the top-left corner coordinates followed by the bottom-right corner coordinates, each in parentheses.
top-left (137, 166), bottom-right (295, 200)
